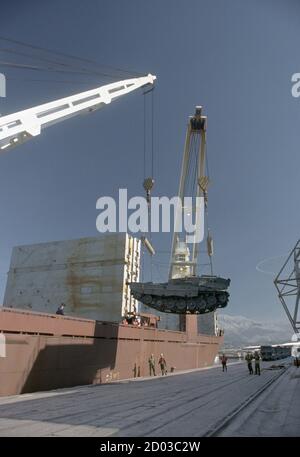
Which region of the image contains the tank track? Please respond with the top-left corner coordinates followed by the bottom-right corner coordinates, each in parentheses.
top-left (132, 290), bottom-right (229, 314)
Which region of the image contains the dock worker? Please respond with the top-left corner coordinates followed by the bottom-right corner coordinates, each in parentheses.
top-left (245, 352), bottom-right (253, 374)
top-left (220, 353), bottom-right (228, 372)
top-left (133, 363), bottom-right (137, 378)
top-left (56, 303), bottom-right (65, 316)
top-left (158, 353), bottom-right (167, 376)
top-left (254, 351), bottom-right (261, 375)
top-left (148, 354), bottom-right (156, 376)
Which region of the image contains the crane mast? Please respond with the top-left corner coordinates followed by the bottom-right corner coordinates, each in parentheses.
top-left (169, 106), bottom-right (209, 280)
top-left (129, 106), bottom-right (230, 317)
top-left (0, 74), bottom-right (156, 151)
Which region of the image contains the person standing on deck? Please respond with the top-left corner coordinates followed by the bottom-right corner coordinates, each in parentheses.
top-left (56, 303), bottom-right (65, 315)
top-left (245, 352), bottom-right (253, 374)
top-left (221, 354), bottom-right (228, 372)
top-left (254, 351), bottom-right (261, 375)
top-left (148, 354), bottom-right (156, 376)
top-left (158, 353), bottom-right (167, 376)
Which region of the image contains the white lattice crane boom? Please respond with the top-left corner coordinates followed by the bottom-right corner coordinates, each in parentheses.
top-left (0, 73), bottom-right (156, 151)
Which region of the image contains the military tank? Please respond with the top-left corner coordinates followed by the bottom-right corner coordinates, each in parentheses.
top-left (129, 275), bottom-right (230, 314)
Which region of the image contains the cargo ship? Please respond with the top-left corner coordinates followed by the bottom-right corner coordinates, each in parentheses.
top-left (0, 231), bottom-right (224, 397)
top-left (0, 75), bottom-right (228, 396)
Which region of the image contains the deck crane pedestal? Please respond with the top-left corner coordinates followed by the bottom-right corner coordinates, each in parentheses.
top-left (129, 107), bottom-right (230, 316)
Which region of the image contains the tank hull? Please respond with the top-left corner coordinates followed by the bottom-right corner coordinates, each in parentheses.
top-left (129, 276), bottom-right (230, 314)
top-left (0, 307), bottom-right (223, 397)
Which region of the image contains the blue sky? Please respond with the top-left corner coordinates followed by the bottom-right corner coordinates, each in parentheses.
top-left (0, 0), bottom-right (300, 320)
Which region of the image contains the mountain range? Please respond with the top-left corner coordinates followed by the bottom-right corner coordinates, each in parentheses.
top-left (218, 313), bottom-right (292, 348)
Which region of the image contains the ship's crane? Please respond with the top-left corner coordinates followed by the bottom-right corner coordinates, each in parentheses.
top-left (169, 106), bottom-right (210, 280)
top-left (274, 242), bottom-right (300, 362)
top-left (130, 107), bottom-right (230, 315)
top-left (274, 240), bottom-right (300, 334)
top-left (0, 74), bottom-right (156, 151)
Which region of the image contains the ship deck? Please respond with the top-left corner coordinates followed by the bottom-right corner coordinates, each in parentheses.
top-left (0, 360), bottom-right (298, 437)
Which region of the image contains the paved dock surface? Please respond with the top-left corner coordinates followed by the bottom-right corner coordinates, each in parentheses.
top-left (0, 362), bottom-right (299, 437)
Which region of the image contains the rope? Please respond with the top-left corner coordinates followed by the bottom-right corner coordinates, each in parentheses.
top-left (204, 141), bottom-right (214, 275)
top-left (151, 88), bottom-right (154, 177)
top-left (0, 60), bottom-right (99, 75)
top-left (141, 88), bottom-right (155, 282)
top-left (149, 89), bottom-right (154, 282)
top-left (5, 77), bottom-right (98, 86)
top-left (0, 36), bottom-right (142, 78)
top-left (0, 47), bottom-right (108, 77)
top-left (143, 94), bottom-right (146, 180)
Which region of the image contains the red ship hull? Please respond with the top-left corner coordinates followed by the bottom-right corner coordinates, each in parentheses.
top-left (0, 308), bottom-right (223, 396)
